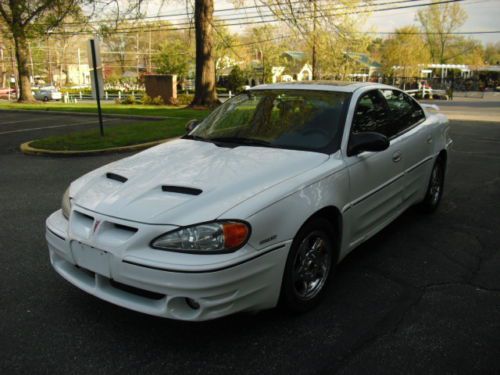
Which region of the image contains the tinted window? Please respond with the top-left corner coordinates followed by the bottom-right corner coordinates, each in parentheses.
top-left (382, 89), bottom-right (425, 134)
top-left (352, 90), bottom-right (392, 137)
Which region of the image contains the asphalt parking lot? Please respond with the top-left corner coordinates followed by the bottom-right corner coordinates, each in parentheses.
top-left (1, 110), bottom-right (499, 374)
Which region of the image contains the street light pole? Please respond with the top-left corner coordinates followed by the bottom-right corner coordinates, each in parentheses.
top-left (311, 0), bottom-right (317, 80)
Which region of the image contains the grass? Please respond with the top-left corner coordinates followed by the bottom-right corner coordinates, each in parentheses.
top-left (2, 102), bottom-right (212, 151)
top-left (0, 101), bottom-right (210, 119)
top-left (29, 119), bottom-right (191, 151)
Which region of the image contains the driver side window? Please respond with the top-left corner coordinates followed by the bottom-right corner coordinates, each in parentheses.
top-left (352, 90), bottom-right (392, 137)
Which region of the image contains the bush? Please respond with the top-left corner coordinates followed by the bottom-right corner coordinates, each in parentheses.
top-left (121, 94), bottom-right (136, 105)
top-left (152, 96), bottom-right (164, 105)
top-left (176, 93), bottom-right (194, 105)
top-left (142, 94), bottom-right (153, 105)
top-left (227, 66), bottom-right (247, 93)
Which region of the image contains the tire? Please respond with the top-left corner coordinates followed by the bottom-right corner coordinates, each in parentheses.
top-left (418, 157), bottom-right (445, 213)
top-left (43, 96), bottom-right (49, 102)
top-left (279, 217), bottom-right (337, 313)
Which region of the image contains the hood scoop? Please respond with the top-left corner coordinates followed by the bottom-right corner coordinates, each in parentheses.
top-left (161, 185), bottom-right (202, 196)
top-left (106, 172), bottom-right (128, 183)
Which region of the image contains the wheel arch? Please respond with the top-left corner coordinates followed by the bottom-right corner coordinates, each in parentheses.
top-left (301, 205), bottom-right (343, 263)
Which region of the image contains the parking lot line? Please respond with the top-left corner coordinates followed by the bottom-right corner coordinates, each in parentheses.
top-left (0, 115), bottom-right (62, 126)
top-left (0, 119), bottom-right (111, 135)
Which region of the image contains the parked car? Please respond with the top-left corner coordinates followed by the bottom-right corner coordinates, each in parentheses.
top-left (34, 87), bottom-right (62, 101)
top-left (46, 82), bottom-right (451, 321)
top-left (0, 87), bottom-right (16, 99)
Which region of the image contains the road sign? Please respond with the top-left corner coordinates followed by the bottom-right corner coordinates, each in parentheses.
top-left (87, 38), bottom-right (104, 100)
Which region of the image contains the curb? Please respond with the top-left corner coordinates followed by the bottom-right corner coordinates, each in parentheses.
top-left (20, 137), bottom-right (176, 157)
top-left (0, 108), bottom-right (190, 121)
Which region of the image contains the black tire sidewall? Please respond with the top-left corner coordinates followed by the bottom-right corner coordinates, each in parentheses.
top-left (420, 158), bottom-right (445, 213)
top-left (280, 217), bottom-right (338, 313)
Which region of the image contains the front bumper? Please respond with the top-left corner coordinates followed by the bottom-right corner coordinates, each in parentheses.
top-left (46, 209), bottom-right (290, 321)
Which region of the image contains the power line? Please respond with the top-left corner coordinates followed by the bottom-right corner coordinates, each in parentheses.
top-left (41, 0), bottom-right (464, 34)
top-left (49, 0), bottom-right (413, 26)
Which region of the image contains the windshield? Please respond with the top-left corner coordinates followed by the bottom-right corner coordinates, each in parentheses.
top-left (190, 90), bottom-right (350, 153)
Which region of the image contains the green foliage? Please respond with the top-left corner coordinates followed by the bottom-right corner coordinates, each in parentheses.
top-left (485, 42), bottom-right (500, 65)
top-left (30, 120), bottom-right (187, 151)
top-left (381, 26), bottom-right (431, 76)
top-left (142, 94), bottom-right (153, 105)
top-left (417, 0), bottom-right (467, 63)
top-left (176, 93), bottom-right (194, 105)
top-left (152, 96), bottom-right (164, 105)
top-left (121, 95), bottom-right (137, 105)
top-left (155, 39), bottom-right (191, 79)
top-left (226, 66), bottom-right (247, 93)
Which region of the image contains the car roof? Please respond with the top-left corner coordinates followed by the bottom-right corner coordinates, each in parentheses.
top-left (249, 81), bottom-right (394, 93)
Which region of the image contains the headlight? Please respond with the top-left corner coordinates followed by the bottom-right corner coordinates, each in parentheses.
top-left (151, 221), bottom-right (251, 253)
top-left (61, 187), bottom-right (71, 219)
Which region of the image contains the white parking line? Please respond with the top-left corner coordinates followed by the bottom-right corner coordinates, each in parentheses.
top-left (0, 119), bottom-right (114, 135)
top-left (0, 115), bottom-right (62, 126)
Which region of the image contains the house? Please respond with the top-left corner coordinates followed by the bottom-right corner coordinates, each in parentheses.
top-left (344, 52), bottom-right (382, 80)
top-left (272, 51), bottom-right (313, 83)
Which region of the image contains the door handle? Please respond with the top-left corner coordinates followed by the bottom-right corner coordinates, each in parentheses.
top-left (427, 135), bottom-right (433, 144)
top-left (392, 151), bottom-right (402, 163)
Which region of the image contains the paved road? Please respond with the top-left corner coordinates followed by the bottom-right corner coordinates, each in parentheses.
top-left (0, 111), bottom-right (499, 374)
top-left (421, 94), bottom-right (500, 122)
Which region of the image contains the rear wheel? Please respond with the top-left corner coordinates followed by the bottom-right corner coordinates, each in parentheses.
top-left (280, 217), bottom-right (337, 313)
top-left (43, 96), bottom-right (49, 102)
top-left (418, 157), bottom-right (445, 213)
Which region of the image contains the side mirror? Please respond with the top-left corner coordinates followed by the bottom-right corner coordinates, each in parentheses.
top-left (185, 119), bottom-right (200, 133)
top-left (348, 132), bottom-right (389, 156)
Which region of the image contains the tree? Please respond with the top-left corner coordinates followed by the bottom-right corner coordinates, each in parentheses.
top-left (484, 42), bottom-right (500, 65)
top-left (254, 0), bottom-right (362, 79)
top-left (155, 38), bottom-right (192, 79)
top-left (226, 65), bottom-right (246, 93)
top-left (242, 25), bottom-right (291, 83)
top-left (0, 0), bottom-right (82, 102)
top-left (417, 0), bottom-right (467, 63)
top-left (381, 26), bottom-right (431, 76)
top-left (191, 0), bottom-right (218, 107)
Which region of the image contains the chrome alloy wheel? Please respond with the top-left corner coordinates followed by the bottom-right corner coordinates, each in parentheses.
top-left (292, 231), bottom-right (332, 301)
top-left (429, 163), bottom-right (443, 205)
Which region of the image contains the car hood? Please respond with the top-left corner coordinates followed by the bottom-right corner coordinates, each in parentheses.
top-left (70, 139), bottom-right (329, 225)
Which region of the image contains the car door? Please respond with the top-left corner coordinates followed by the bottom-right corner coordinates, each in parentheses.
top-left (344, 89), bottom-right (406, 249)
top-left (381, 89), bottom-right (432, 205)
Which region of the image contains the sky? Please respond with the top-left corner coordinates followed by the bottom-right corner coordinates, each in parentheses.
top-left (142, 0), bottom-right (500, 45)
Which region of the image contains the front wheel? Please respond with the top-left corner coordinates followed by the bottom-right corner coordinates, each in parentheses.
top-left (418, 157), bottom-right (445, 213)
top-left (280, 217), bottom-right (337, 313)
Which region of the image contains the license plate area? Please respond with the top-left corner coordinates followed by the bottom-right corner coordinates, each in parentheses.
top-left (70, 241), bottom-right (110, 278)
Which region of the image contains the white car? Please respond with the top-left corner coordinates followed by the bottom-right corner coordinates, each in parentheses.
top-left (46, 82), bottom-right (451, 321)
top-left (34, 87), bottom-right (62, 101)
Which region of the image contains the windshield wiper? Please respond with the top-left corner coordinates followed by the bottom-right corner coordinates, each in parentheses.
top-left (207, 136), bottom-right (275, 148)
top-left (182, 134), bottom-right (210, 142)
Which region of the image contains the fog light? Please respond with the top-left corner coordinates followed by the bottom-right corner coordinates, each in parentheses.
top-left (185, 298), bottom-right (200, 310)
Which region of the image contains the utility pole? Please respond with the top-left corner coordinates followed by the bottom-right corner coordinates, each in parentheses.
top-left (148, 27), bottom-right (152, 72)
top-left (47, 32), bottom-right (52, 85)
top-left (0, 46), bottom-right (5, 88)
top-left (28, 42), bottom-right (34, 84)
top-left (136, 32), bottom-right (139, 78)
top-left (311, 0), bottom-right (317, 80)
top-left (9, 45), bottom-right (18, 98)
top-left (77, 47), bottom-right (81, 85)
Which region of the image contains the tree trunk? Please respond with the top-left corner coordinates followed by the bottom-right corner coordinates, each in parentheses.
top-left (191, 0), bottom-right (218, 107)
top-left (14, 32), bottom-right (35, 102)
